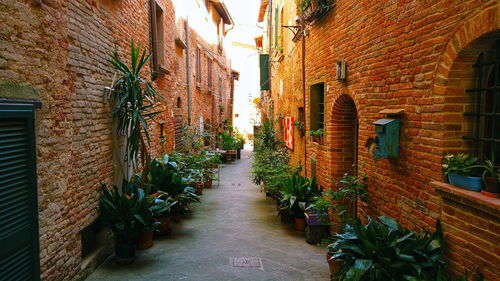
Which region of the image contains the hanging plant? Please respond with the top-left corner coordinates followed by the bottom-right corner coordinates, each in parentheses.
top-left (109, 40), bottom-right (163, 171)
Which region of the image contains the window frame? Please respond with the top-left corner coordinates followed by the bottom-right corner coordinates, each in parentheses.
top-left (463, 40), bottom-right (500, 165)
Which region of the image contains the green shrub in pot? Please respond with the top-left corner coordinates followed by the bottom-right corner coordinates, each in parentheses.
top-left (474, 159), bottom-right (500, 196)
top-left (279, 173), bottom-right (321, 219)
top-left (442, 154), bottom-right (482, 191)
top-left (328, 216), bottom-right (446, 281)
top-left (100, 180), bottom-right (157, 259)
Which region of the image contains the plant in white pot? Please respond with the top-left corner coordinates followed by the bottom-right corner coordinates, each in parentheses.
top-left (442, 154), bottom-right (482, 192)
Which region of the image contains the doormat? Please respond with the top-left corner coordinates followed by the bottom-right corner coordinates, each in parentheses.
top-left (230, 257), bottom-right (264, 270)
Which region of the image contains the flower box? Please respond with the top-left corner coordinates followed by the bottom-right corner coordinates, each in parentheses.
top-left (448, 173), bottom-right (483, 192)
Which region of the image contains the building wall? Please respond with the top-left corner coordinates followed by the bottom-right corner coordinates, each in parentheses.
top-left (0, 0), bottom-right (232, 280)
top-left (267, 0), bottom-right (500, 279)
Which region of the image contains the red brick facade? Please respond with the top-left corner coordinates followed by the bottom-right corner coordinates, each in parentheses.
top-left (0, 0), bottom-right (234, 280)
top-left (263, 0), bottom-right (500, 279)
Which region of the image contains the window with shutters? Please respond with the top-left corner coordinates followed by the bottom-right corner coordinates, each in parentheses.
top-left (0, 103), bottom-right (40, 281)
top-left (151, 1), bottom-right (168, 77)
top-left (196, 46), bottom-right (201, 86)
top-left (207, 58), bottom-right (213, 91)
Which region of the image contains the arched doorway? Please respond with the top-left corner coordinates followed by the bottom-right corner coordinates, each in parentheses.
top-left (331, 94), bottom-right (358, 179)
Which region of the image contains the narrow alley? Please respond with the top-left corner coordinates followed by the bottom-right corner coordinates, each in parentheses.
top-left (86, 150), bottom-right (330, 281)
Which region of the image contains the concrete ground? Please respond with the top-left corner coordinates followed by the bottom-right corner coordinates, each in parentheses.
top-left (86, 149), bottom-right (330, 281)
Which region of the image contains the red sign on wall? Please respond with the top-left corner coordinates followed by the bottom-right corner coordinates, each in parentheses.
top-left (284, 116), bottom-right (294, 150)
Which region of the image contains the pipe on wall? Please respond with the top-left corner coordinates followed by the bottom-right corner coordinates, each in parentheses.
top-left (186, 18), bottom-right (191, 124)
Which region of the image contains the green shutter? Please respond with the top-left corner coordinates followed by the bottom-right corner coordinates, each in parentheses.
top-left (259, 54), bottom-right (270, 91)
top-left (0, 104), bottom-right (40, 281)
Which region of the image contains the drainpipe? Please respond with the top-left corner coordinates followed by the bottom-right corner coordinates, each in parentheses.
top-left (186, 18), bottom-right (192, 124)
top-left (301, 13), bottom-right (307, 177)
top-left (268, 0), bottom-right (272, 97)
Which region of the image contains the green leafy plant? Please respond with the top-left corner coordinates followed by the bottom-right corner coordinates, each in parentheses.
top-left (329, 217), bottom-right (446, 281)
top-left (251, 145), bottom-right (292, 197)
top-left (474, 159), bottom-right (500, 179)
top-left (100, 180), bottom-right (157, 245)
top-left (144, 156), bottom-right (200, 215)
top-left (333, 172), bottom-right (368, 224)
top-left (307, 188), bottom-right (335, 214)
top-left (309, 128), bottom-right (324, 137)
top-left (279, 173), bottom-right (321, 218)
top-left (109, 40), bottom-right (162, 172)
top-left (442, 154), bottom-right (478, 177)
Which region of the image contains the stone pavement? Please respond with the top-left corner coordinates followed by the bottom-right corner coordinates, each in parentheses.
top-left (86, 149), bottom-right (330, 281)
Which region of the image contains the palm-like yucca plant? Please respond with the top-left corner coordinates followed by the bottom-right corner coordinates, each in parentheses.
top-left (109, 40), bottom-right (163, 173)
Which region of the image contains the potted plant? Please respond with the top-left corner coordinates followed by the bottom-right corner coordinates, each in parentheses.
top-left (294, 121), bottom-right (306, 137)
top-left (305, 191), bottom-right (332, 226)
top-left (475, 159), bottom-right (500, 197)
top-left (309, 128), bottom-right (324, 144)
top-left (150, 193), bottom-right (177, 236)
top-left (304, 192), bottom-right (332, 245)
top-left (442, 154), bottom-right (482, 191)
top-left (329, 216), bottom-right (446, 281)
top-left (279, 173), bottom-right (321, 231)
top-left (100, 180), bottom-right (156, 262)
top-left (146, 155), bottom-right (200, 216)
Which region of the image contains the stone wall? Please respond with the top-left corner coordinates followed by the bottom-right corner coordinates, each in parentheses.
top-left (269, 0), bottom-right (500, 279)
top-left (0, 0), bottom-right (233, 280)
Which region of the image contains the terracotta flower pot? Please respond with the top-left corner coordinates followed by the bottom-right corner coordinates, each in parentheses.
top-left (326, 253), bottom-right (340, 277)
top-left (204, 177), bottom-right (213, 189)
top-left (156, 216), bottom-right (171, 235)
top-left (482, 176), bottom-right (500, 198)
top-left (137, 230), bottom-right (153, 249)
top-left (294, 217), bottom-right (306, 232)
top-left (196, 182), bottom-right (203, 195)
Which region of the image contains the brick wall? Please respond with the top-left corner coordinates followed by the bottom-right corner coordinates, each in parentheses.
top-left (269, 0), bottom-right (500, 279)
top-left (0, 0), bottom-right (233, 280)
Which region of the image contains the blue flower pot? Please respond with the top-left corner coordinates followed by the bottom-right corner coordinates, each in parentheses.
top-left (448, 173), bottom-right (483, 192)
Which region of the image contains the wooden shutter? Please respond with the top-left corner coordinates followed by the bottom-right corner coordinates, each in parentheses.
top-left (259, 54), bottom-right (270, 91)
top-left (0, 104), bottom-right (40, 281)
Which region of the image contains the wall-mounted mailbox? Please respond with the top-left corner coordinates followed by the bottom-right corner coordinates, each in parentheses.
top-left (374, 118), bottom-right (400, 159)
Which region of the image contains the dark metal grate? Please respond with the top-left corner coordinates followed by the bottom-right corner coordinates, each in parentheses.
top-left (463, 40), bottom-right (500, 165)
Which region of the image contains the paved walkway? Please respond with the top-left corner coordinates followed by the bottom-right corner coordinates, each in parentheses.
top-left (87, 149), bottom-right (330, 281)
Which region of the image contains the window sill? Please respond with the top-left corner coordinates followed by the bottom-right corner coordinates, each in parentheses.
top-left (430, 181), bottom-right (500, 218)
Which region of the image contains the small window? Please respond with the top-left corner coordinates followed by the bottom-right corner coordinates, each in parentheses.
top-left (151, 1), bottom-right (166, 77)
top-left (309, 83), bottom-right (325, 132)
top-left (207, 58), bottom-right (213, 90)
top-left (177, 97), bottom-right (182, 108)
top-left (464, 41), bottom-right (500, 165)
top-left (196, 47), bottom-right (201, 84)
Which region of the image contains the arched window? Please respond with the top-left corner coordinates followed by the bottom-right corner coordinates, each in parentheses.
top-left (177, 97), bottom-right (182, 108)
top-left (464, 40), bottom-right (500, 165)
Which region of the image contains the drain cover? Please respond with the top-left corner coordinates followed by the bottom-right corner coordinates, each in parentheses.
top-left (231, 257), bottom-right (263, 269)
